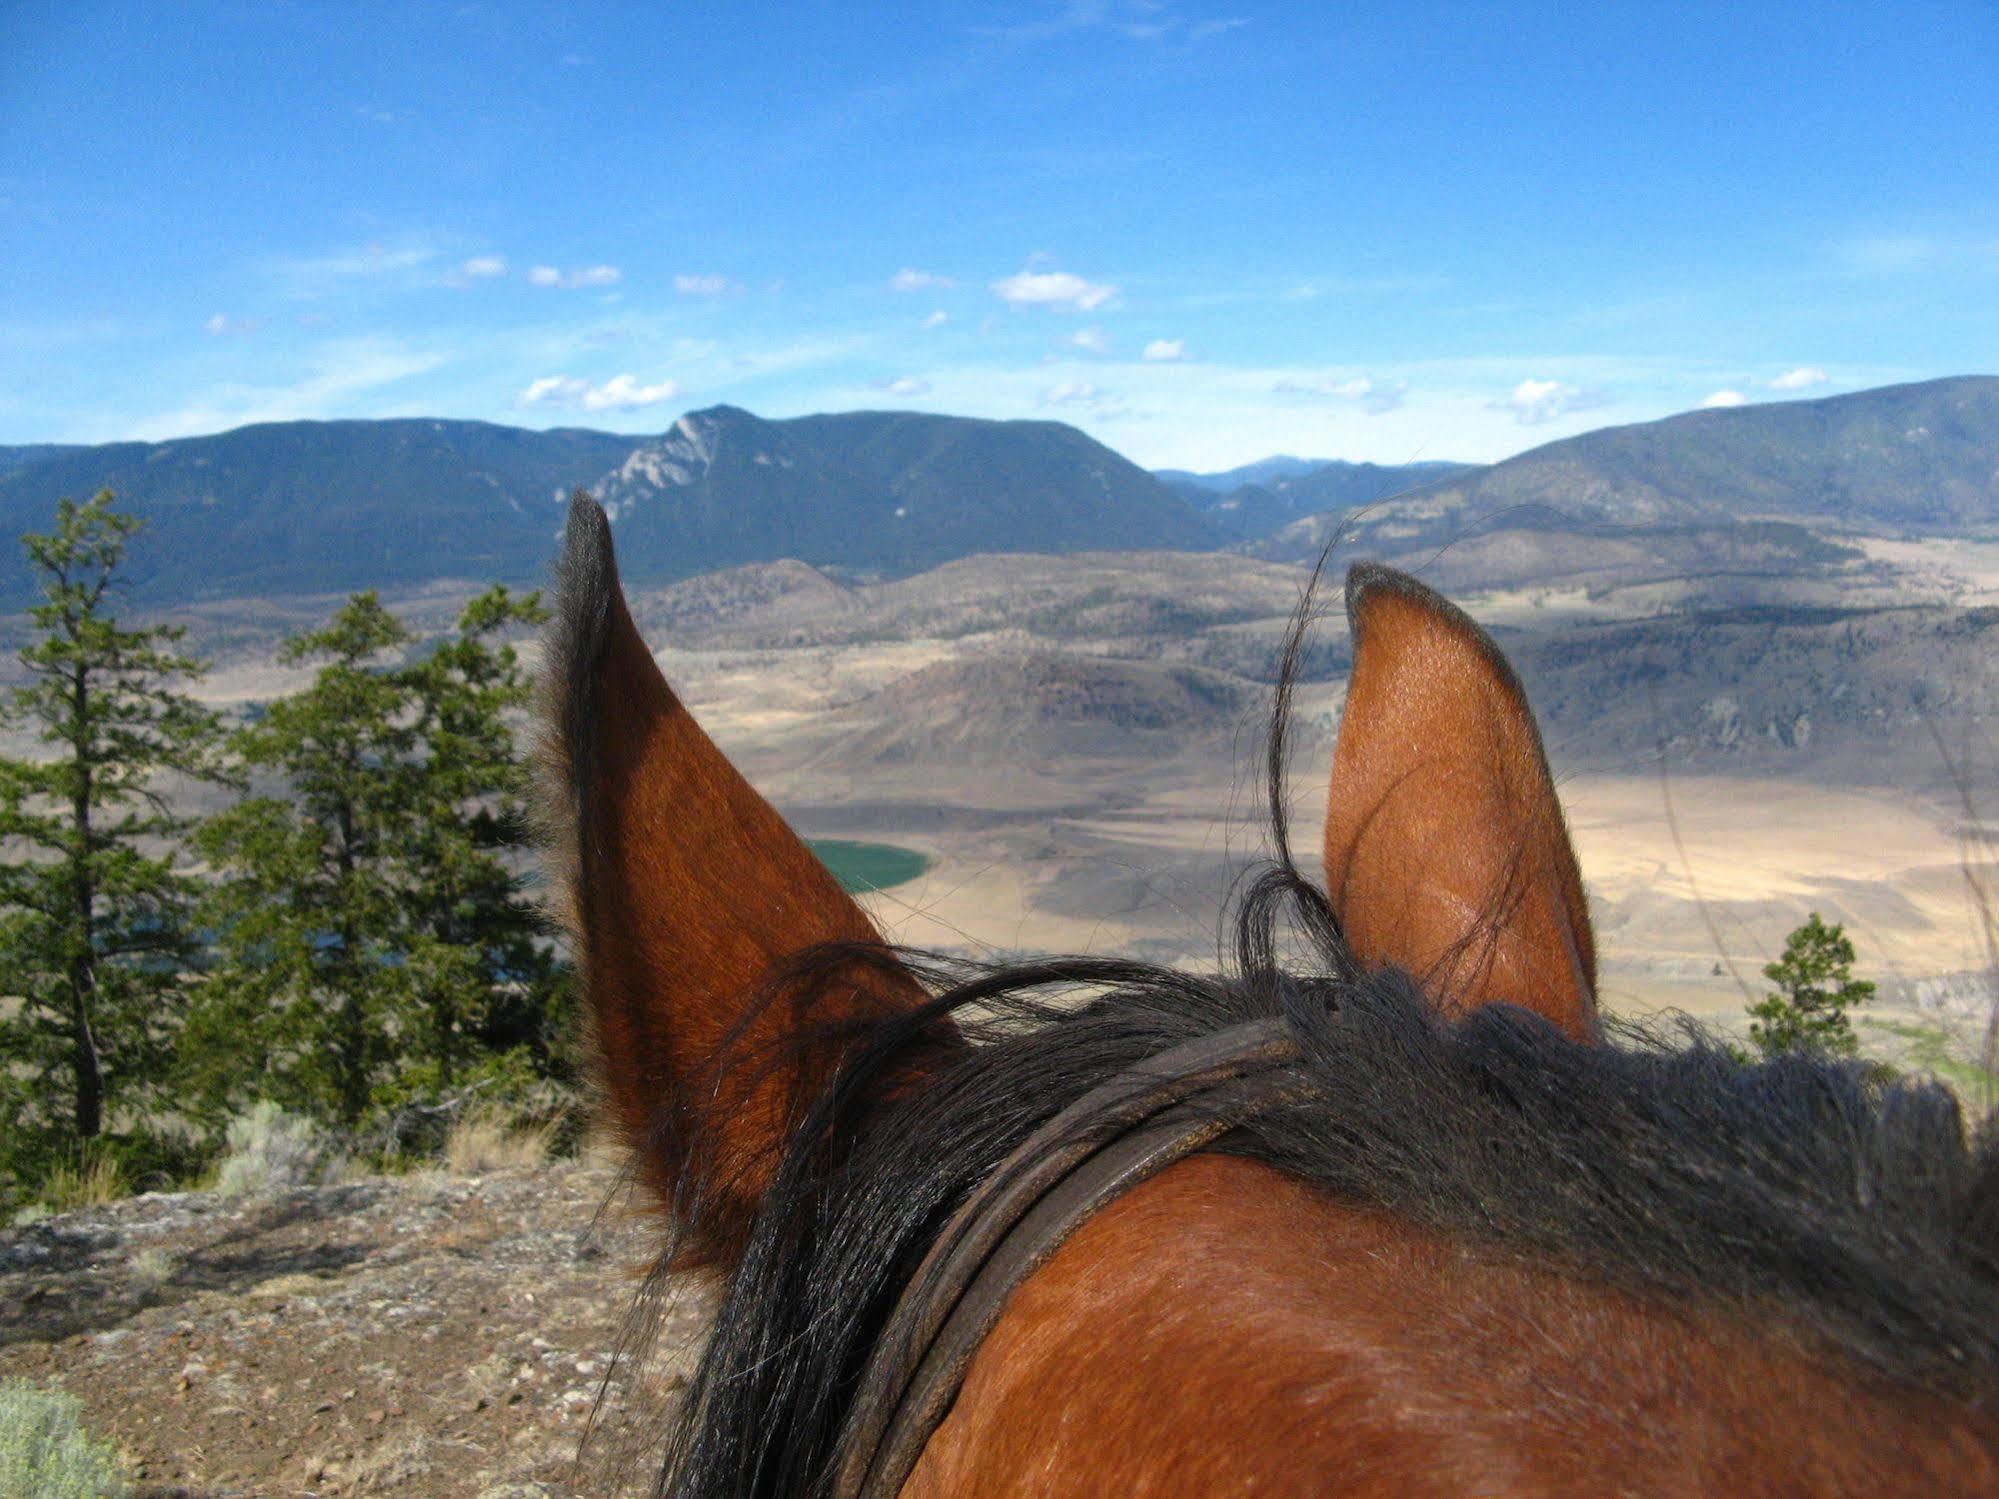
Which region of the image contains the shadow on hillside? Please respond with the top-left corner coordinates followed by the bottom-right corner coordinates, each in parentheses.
top-left (0, 1194), bottom-right (373, 1347)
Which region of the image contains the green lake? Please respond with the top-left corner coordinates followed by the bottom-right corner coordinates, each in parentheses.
top-left (808, 839), bottom-right (931, 894)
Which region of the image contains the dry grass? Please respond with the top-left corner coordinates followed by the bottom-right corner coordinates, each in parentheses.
top-left (442, 1106), bottom-right (557, 1174)
top-left (39, 1150), bottom-right (126, 1213)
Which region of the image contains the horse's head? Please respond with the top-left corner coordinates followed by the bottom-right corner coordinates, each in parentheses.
top-left (541, 497), bottom-right (1596, 1265)
top-left (541, 494), bottom-right (1999, 1495)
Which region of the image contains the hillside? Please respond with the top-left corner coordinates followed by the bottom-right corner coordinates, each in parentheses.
top-left (0, 409), bottom-right (1219, 603)
top-left (1254, 376), bottom-right (1999, 561)
top-left (593, 406), bottom-right (1216, 579)
top-left (0, 419), bottom-right (638, 601)
top-left (2, 377), bottom-right (1995, 605)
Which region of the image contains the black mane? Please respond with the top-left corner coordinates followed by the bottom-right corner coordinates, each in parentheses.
top-left (606, 556), bottom-right (1999, 1497)
top-left (643, 902), bottom-right (1999, 1499)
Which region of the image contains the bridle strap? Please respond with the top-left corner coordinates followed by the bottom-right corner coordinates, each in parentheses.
top-left (832, 1017), bottom-right (1301, 1498)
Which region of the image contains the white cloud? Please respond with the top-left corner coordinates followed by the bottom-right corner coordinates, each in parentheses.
top-left (1141, 338), bottom-right (1187, 362)
top-left (674, 272), bottom-right (741, 297)
top-left (1769, 366), bottom-right (1828, 391)
top-left (518, 372), bottom-right (680, 411)
top-left (1701, 389), bottom-right (1749, 408)
top-left (460, 255), bottom-right (507, 279)
top-left (529, 264), bottom-right (622, 291)
top-left (992, 268), bottom-right (1118, 312)
top-left (922, 309), bottom-right (949, 328)
top-left (891, 268), bottom-right (954, 291)
top-left (1069, 326), bottom-right (1110, 354)
top-left (1272, 373), bottom-right (1406, 414)
top-left (870, 375), bottom-right (933, 397)
top-left (1040, 380), bottom-right (1114, 409)
top-left (203, 313), bottom-right (260, 336)
top-left (1490, 377), bottom-right (1602, 425)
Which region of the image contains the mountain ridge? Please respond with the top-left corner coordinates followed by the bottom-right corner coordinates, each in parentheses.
top-left (1, 376), bottom-right (1994, 604)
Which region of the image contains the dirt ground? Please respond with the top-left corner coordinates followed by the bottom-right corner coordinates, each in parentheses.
top-left (0, 1161), bottom-right (703, 1497)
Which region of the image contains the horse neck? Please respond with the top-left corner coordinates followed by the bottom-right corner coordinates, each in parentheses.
top-left (907, 1155), bottom-right (1999, 1497)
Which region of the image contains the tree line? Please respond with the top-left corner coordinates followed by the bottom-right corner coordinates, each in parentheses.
top-left (0, 493), bottom-right (569, 1213)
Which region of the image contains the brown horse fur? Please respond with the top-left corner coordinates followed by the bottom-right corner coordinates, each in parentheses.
top-left (538, 496), bottom-right (945, 1265)
top-left (541, 495), bottom-right (1999, 1493)
top-left (1325, 563), bottom-right (1597, 1041)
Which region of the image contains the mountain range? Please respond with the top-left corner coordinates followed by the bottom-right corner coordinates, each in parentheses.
top-left (1252, 376), bottom-right (1999, 561)
top-left (0, 376), bottom-right (1993, 604)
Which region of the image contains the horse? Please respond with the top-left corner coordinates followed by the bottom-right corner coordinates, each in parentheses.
top-left (539, 494), bottom-right (1999, 1496)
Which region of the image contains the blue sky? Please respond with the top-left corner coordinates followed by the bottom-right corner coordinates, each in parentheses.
top-left (3, 1), bottom-right (1995, 470)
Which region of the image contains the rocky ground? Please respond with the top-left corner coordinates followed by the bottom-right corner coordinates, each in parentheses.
top-left (0, 1161), bottom-right (705, 1497)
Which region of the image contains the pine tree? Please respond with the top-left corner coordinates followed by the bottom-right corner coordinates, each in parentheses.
top-left (394, 585), bottom-right (566, 1096)
top-left (0, 492), bottom-right (226, 1195)
top-left (186, 593), bottom-right (415, 1128)
top-left (1747, 912), bottom-right (1875, 1059)
top-left (186, 587), bottom-right (565, 1135)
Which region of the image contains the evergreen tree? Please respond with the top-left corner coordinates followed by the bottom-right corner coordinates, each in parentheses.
top-left (0, 492), bottom-right (226, 1194)
top-left (393, 585), bottom-right (566, 1096)
top-left (1747, 912), bottom-right (1875, 1059)
top-left (186, 587), bottom-right (564, 1133)
top-left (186, 593), bottom-right (415, 1127)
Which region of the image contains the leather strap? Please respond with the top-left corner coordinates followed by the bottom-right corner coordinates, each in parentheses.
top-left (832, 1017), bottom-right (1301, 1498)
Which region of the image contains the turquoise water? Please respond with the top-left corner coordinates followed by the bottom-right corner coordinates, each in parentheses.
top-left (808, 839), bottom-right (930, 894)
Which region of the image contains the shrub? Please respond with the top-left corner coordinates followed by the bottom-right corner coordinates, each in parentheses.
top-left (213, 1101), bottom-right (341, 1197)
top-left (0, 1380), bottom-right (129, 1498)
top-left (442, 1105), bottom-right (557, 1174)
top-left (35, 1150), bottom-right (126, 1215)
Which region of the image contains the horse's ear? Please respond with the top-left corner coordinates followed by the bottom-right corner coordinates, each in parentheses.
top-left (1321, 564), bottom-right (1598, 1041)
top-left (541, 496), bottom-right (939, 1265)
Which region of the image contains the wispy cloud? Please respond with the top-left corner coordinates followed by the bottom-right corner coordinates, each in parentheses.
top-left (460, 255), bottom-right (507, 279)
top-left (869, 375), bottom-right (933, 397)
top-left (1769, 366), bottom-right (1828, 391)
top-left (922, 309), bottom-right (950, 328)
top-left (977, 3), bottom-right (1250, 47)
top-left (1040, 379), bottom-right (1120, 411)
top-left (531, 264), bottom-right (623, 290)
top-left (992, 268), bottom-right (1119, 312)
top-left (130, 340), bottom-right (446, 439)
top-left (203, 313), bottom-right (261, 337)
top-left (267, 238), bottom-right (441, 294)
top-left (518, 372), bottom-right (680, 411)
top-left (1272, 373), bottom-right (1405, 414)
top-left (1838, 233), bottom-right (1999, 273)
top-left (1489, 377), bottom-right (1606, 425)
top-left (1701, 389), bottom-right (1749, 408)
top-left (1069, 326), bottom-right (1110, 354)
top-left (674, 272), bottom-right (742, 297)
top-left (1141, 338), bottom-right (1187, 362)
top-left (891, 267), bottom-right (954, 291)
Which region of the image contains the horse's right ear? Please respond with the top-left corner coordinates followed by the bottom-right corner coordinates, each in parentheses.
top-left (1321, 564), bottom-right (1598, 1042)
top-left (541, 495), bottom-right (940, 1265)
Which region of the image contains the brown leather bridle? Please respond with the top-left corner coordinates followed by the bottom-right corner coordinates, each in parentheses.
top-left (831, 1018), bottom-right (1304, 1498)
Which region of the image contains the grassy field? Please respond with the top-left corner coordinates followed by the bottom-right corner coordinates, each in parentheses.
top-left (808, 839), bottom-right (931, 895)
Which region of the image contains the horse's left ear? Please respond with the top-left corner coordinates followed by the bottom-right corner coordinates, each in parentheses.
top-left (1322, 564), bottom-right (1598, 1041)
top-left (541, 496), bottom-right (942, 1267)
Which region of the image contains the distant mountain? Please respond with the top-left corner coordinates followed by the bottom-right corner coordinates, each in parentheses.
top-left (1253, 376), bottom-right (1999, 561)
top-left (1202, 459), bottom-right (1477, 541)
top-left (0, 408), bottom-right (1214, 602)
top-left (3, 376), bottom-right (1995, 606)
top-left (0, 419), bottom-right (640, 601)
top-left (0, 444), bottom-right (85, 478)
top-left (1155, 455), bottom-right (1328, 495)
top-left (591, 406), bottom-right (1216, 578)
